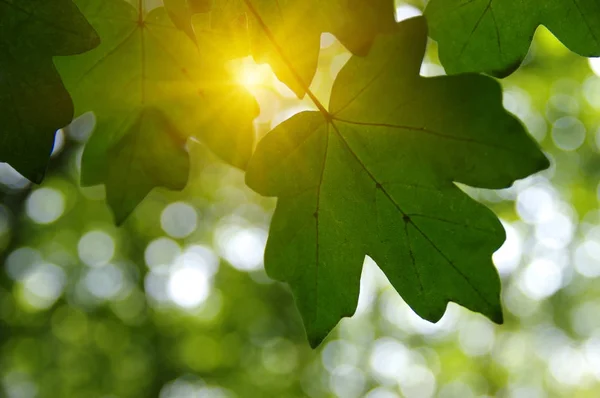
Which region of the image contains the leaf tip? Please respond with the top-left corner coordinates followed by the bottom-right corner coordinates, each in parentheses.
top-left (90, 31), bottom-right (101, 50)
top-left (13, 163), bottom-right (47, 185)
top-left (538, 152), bottom-right (551, 173)
top-left (307, 330), bottom-right (328, 349)
top-left (111, 207), bottom-right (133, 227)
top-left (29, 169), bottom-right (47, 185)
top-left (106, 188), bottom-right (138, 226)
top-left (490, 58), bottom-right (523, 78)
top-left (482, 294), bottom-right (504, 325)
top-left (489, 306), bottom-right (504, 325)
top-left (523, 147), bottom-right (551, 180)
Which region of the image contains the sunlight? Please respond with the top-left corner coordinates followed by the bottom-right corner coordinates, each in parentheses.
top-left (239, 66), bottom-right (266, 87)
top-left (231, 56), bottom-right (275, 89)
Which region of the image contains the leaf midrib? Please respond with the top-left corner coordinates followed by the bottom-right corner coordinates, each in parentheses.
top-left (320, 118), bottom-right (498, 311)
top-left (72, 10), bottom-right (202, 115)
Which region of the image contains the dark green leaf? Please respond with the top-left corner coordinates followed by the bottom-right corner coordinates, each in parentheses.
top-left (0, 0), bottom-right (98, 182)
top-left (246, 17), bottom-right (549, 347)
top-left (425, 0), bottom-right (600, 76)
top-left (55, 0), bottom-right (258, 222)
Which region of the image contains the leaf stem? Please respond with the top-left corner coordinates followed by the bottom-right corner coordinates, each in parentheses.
top-left (241, 0), bottom-right (330, 119)
top-left (137, 0), bottom-right (144, 24)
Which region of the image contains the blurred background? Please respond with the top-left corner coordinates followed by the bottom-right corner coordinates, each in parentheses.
top-left (1, 0), bottom-right (599, 397)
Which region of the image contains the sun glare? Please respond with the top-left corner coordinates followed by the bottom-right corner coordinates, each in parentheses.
top-left (232, 57), bottom-right (274, 89)
top-left (239, 66), bottom-right (265, 87)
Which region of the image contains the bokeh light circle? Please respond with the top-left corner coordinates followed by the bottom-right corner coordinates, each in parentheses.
top-left (161, 202), bottom-right (198, 239)
top-left (78, 230), bottom-right (115, 267)
top-left (25, 187), bottom-right (65, 224)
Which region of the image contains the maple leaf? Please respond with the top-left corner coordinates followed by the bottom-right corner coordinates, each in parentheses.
top-left (55, 0), bottom-right (258, 223)
top-left (246, 17), bottom-right (549, 347)
top-left (0, 0), bottom-right (98, 183)
top-left (165, 0), bottom-right (397, 97)
top-left (425, 0), bottom-right (600, 76)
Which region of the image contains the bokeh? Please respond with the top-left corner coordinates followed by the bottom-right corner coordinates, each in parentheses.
top-left (0, 1), bottom-right (599, 397)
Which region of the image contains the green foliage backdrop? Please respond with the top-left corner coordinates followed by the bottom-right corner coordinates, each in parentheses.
top-left (1, 0), bottom-right (600, 396)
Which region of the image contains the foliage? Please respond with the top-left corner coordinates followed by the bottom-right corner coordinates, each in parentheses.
top-left (0, 1), bottom-right (600, 396)
top-left (425, 0), bottom-right (600, 76)
top-left (247, 18), bottom-right (547, 346)
top-left (54, 0), bottom-right (258, 222)
top-left (0, 0), bottom-right (98, 182)
top-left (167, 0), bottom-right (398, 97)
top-left (0, 0), bottom-right (598, 351)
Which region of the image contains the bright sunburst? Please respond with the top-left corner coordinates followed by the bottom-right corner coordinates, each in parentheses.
top-left (230, 56), bottom-right (275, 89)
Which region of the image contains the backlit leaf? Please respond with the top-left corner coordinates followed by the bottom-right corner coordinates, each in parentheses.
top-left (246, 17), bottom-right (549, 347)
top-left (55, 0), bottom-right (258, 222)
top-left (166, 0), bottom-right (397, 97)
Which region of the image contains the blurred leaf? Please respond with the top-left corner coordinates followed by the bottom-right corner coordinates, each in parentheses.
top-left (55, 0), bottom-right (258, 222)
top-left (425, 0), bottom-right (600, 76)
top-left (246, 17), bottom-right (549, 347)
top-left (0, 0), bottom-right (98, 183)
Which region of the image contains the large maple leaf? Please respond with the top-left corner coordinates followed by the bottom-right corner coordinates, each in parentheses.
top-left (55, 0), bottom-right (258, 223)
top-left (0, 0), bottom-right (98, 182)
top-left (246, 17), bottom-right (549, 347)
top-left (425, 0), bottom-right (600, 76)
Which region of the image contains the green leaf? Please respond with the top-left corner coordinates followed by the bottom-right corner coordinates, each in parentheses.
top-left (164, 0), bottom-right (213, 44)
top-left (167, 0), bottom-right (396, 97)
top-left (0, 0), bottom-right (98, 183)
top-left (55, 0), bottom-right (258, 222)
top-left (164, 0), bottom-right (200, 44)
top-left (106, 108), bottom-right (189, 223)
top-left (247, 0), bottom-right (398, 96)
top-left (170, 0), bottom-right (251, 60)
top-left (246, 17), bottom-right (549, 347)
top-left (425, 0), bottom-right (600, 76)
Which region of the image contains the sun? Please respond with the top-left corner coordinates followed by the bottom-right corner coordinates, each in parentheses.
top-left (230, 56), bottom-right (275, 90)
top-left (228, 56), bottom-right (299, 100)
top-left (238, 64), bottom-right (267, 87)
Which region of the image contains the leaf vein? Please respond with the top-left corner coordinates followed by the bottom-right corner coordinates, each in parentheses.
top-left (330, 120), bottom-right (497, 310)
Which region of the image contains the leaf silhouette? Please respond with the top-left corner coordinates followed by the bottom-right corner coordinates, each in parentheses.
top-left (246, 17), bottom-right (549, 347)
top-left (55, 0), bottom-right (258, 222)
top-left (0, 0), bottom-right (98, 183)
top-left (425, 0), bottom-right (600, 76)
